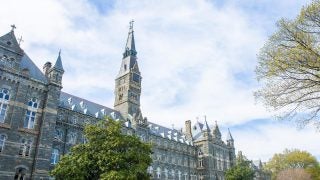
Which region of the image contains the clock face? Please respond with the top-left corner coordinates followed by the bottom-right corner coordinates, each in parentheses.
top-left (132, 73), bottom-right (140, 83)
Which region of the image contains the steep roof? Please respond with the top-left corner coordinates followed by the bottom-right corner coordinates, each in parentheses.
top-left (20, 53), bottom-right (48, 83)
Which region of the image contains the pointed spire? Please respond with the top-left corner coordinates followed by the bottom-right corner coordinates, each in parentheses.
top-left (53, 50), bottom-right (64, 72)
top-left (212, 120), bottom-right (222, 139)
top-left (227, 128), bottom-right (234, 141)
top-left (123, 20), bottom-right (137, 58)
top-left (202, 116), bottom-right (210, 132)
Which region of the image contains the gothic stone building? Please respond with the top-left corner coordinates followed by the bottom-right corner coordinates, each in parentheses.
top-left (0, 24), bottom-right (235, 180)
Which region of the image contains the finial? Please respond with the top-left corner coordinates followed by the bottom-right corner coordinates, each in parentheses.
top-left (18, 36), bottom-right (24, 45)
top-left (59, 49), bottom-right (61, 56)
top-left (204, 115), bottom-right (207, 121)
top-left (196, 116), bottom-right (199, 122)
top-left (129, 20), bottom-right (134, 30)
top-left (215, 120), bottom-right (218, 125)
top-left (11, 24), bottom-right (16, 32)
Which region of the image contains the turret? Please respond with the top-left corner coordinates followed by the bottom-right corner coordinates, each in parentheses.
top-left (47, 51), bottom-right (64, 86)
top-left (212, 121), bottom-right (222, 140)
top-left (202, 118), bottom-right (212, 140)
top-left (226, 128), bottom-right (234, 147)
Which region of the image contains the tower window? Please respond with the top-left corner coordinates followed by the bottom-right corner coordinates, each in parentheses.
top-left (132, 73), bottom-right (140, 83)
top-left (124, 64), bottom-right (127, 71)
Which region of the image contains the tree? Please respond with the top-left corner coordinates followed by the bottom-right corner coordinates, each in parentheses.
top-left (50, 117), bottom-right (152, 180)
top-left (265, 149), bottom-right (320, 180)
top-left (255, 0), bottom-right (320, 128)
top-left (276, 168), bottom-right (312, 180)
top-left (225, 152), bottom-right (255, 180)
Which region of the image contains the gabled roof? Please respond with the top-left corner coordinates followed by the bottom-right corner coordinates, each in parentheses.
top-left (59, 92), bottom-right (122, 119)
top-left (0, 30), bottom-right (23, 54)
top-left (20, 53), bottom-right (48, 83)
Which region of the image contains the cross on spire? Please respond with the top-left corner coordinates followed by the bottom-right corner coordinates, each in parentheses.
top-left (18, 36), bottom-right (24, 45)
top-left (11, 24), bottom-right (16, 32)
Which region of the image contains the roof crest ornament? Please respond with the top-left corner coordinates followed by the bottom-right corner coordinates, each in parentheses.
top-left (11, 24), bottom-right (16, 32)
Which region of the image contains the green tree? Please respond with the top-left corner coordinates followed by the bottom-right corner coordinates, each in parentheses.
top-left (50, 117), bottom-right (152, 180)
top-left (255, 0), bottom-right (320, 128)
top-left (265, 149), bottom-right (320, 180)
top-left (225, 152), bottom-right (255, 180)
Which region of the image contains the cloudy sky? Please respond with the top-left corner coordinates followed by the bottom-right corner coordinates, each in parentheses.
top-left (1, 0), bottom-right (319, 162)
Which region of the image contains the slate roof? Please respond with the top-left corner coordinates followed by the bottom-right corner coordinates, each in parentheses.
top-left (59, 91), bottom-right (122, 120)
top-left (20, 53), bottom-right (48, 83)
top-left (148, 122), bottom-right (193, 145)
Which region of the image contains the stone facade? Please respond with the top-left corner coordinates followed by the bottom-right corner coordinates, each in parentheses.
top-left (0, 24), bottom-right (235, 180)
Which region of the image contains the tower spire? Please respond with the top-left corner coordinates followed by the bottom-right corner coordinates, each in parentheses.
top-left (123, 20), bottom-right (137, 58)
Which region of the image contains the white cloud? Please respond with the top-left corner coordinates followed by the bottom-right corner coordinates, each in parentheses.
top-left (231, 121), bottom-right (320, 162)
top-left (0, 0), bottom-right (317, 161)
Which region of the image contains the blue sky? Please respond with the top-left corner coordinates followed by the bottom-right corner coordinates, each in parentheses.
top-left (0, 0), bottom-right (319, 162)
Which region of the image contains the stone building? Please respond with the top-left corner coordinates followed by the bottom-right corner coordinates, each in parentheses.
top-left (0, 23), bottom-right (235, 180)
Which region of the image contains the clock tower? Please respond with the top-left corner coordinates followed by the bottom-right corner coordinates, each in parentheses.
top-left (114, 21), bottom-right (142, 122)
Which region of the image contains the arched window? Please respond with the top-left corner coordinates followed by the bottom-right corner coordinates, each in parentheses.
top-left (67, 132), bottom-right (77, 144)
top-left (51, 148), bottom-right (60, 164)
top-left (171, 169), bottom-right (175, 178)
top-left (19, 139), bottom-right (32, 157)
top-left (148, 166), bottom-right (153, 177)
top-left (156, 167), bottom-right (161, 179)
top-left (14, 167), bottom-right (26, 180)
top-left (54, 128), bottom-right (63, 141)
top-left (164, 168), bottom-right (168, 178)
top-left (24, 98), bottom-right (38, 129)
top-left (0, 88), bottom-right (10, 123)
top-left (0, 134), bottom-right (6, 152)
top-left (178, 171), bottom-right (182, 180)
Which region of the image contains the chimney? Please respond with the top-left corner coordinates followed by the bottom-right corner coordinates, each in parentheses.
top-left (185, 120), bottom-right (193, 140)
top-left (43, 61), bottom-right (52, 76)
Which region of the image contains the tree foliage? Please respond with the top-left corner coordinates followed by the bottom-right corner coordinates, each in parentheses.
top-left (276, 168), bottom-right (312, 180)
top-left (50, 117), bottom-right (152, 180)
top-left (265, 149), bottom-right (320, 180)
top-left (255, 0), bottom-right (320, 128)
top-left (225, 153), bottom-right (255, 180)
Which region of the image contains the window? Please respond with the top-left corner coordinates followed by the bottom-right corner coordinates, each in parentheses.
top-left (67, 132), bottom-right (77, 144)
top-left (51, 148), bottom-right (60, 164)
top-left (54, 128), bottom-right (63, 141)
top-left (19, 139), bottom-right (32, 157)
top-left (0, 134), bottom-right (6, 152)
top-left (14, 168), bottom-right (26, 180)
top-left (0, 89), bottom-right (10, 123)
top-left (164, 168), bottom-right (168, 179)
top-left (24, 98), bottom-right (38, 129)
top-left (132, 73), bottom-right (140, 83)
top-left (156, 167), bottom-right (161, 178)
